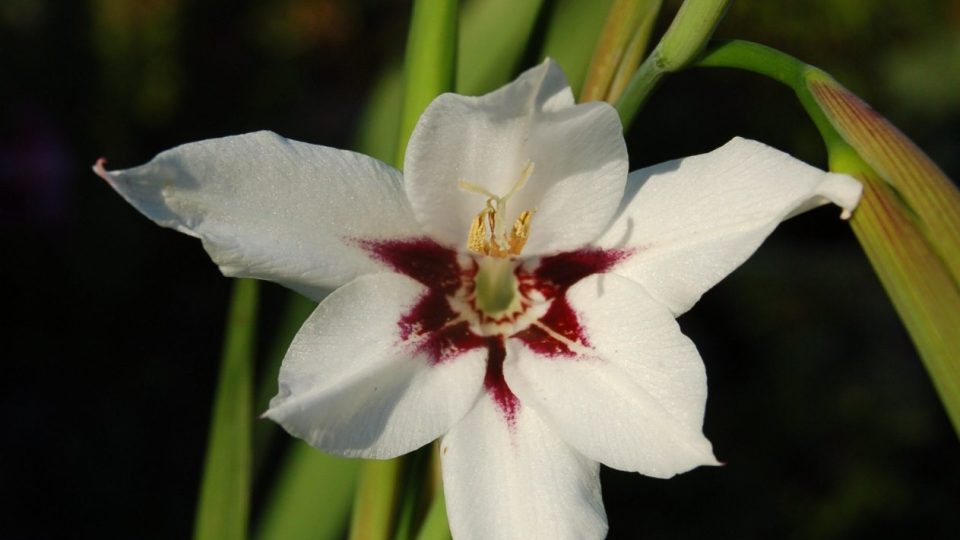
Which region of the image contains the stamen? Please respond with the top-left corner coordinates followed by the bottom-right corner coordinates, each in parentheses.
top-left (459, 162), bottom-right (536, 258)
top-left (467, 210), bottom-right (489, 254)
top-left (503, 162), bottom-right (534, 200)
top-left (507, 210), bottom-right (533, 255)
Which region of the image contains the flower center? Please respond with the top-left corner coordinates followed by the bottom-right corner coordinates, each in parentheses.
top-left (459, 163), bottom-right (536, 318)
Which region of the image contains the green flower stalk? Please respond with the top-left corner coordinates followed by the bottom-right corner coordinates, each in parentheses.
top-left (580, 0), bottom-right (662, 103)
top-left (616, 0), bottom-right (731, 126)
top-left (194, 279), bottom-right (258, 540)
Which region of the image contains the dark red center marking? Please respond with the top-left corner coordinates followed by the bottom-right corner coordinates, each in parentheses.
top-left (513, 248), bottom-right (629, 356)
top-left (360, 237), bottom-right (629, 424)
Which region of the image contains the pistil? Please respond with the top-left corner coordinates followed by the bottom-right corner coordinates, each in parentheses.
top-left (474, 256), bottom-right (520, 316)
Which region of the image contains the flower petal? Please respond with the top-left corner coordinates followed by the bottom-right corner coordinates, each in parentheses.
top-left (264, 272), bottom-right (486, 459)
top-left (505, 274), bottom-right (718, 478)
top-left (441, 394), bottom-right (607, 540)
top-left (95, 131), bottom-right (422, 300)
top-left (596, 137), bottom-right (862, 315)
top-left (404, 59), bottom-right (627, 255)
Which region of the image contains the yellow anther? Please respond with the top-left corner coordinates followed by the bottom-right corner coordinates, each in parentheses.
top-left (460, 162), bottom-right (536, 258)
top-left (507, 210), bottom-right (533, 255)
top-left (467, 210), bottom-right (489, 254)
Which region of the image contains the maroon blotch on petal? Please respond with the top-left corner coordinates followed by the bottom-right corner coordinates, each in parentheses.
top-left (359, 237), bottom-right (462, 293)
top-left (511, 324), bottom-right (575, 357)
top-left (532, 248), bottom-right (628, 294)
top-left (483, 336), bottom-right (519, 425)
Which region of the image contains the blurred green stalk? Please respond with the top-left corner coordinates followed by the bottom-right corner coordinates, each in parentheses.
top-left (697, 40), bottom-right (960, 435)
top-left (580, 0), bottom-right (661, 103)
top-left (253, 293), bottom-right (316, 474)
top-left (395, 0), bottom-right (459, 167)
top-left (194, 279), bottom-right (258, 540)
top-left (456, 0), bottom-right (544, 95)
top-left (349, 459), bottom-right (404, 540)
top-left (616, 0), bottom-right (730, 125)
top-left (606, 0), bottom-right (661, 103)
top-left (413, 445), bottom-right (449, 540)
top-left (255, 444), bottom-right (361, 540)
top-left (540, 0), bottom-right (615, 96)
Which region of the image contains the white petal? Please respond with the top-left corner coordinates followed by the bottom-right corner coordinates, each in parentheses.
top-left (264, 273), bottom-right (486, 459)
top-left (95, 131), bottom-right (422, 300)
top-left (404, 59), bottom-right (627, 255)
top-left (441, 394), bottom-right (607, 540)
top-left (505, 274), bottom-right (718, 478)
top-left (596, 137), bottom-right (862, 314)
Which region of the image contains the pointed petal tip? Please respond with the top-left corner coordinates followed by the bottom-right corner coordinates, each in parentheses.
top-left (821, 172), bottom-right (863, 220)
top-left (692, 437), bottom-right (722, 467)
top-left (666, 433), bottom-right (722, 476)
top-left (92, 157), bottom-right (110, 180)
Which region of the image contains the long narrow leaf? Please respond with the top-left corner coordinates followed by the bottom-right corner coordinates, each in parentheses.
top-left (540, 0), bottom-right (615, 96)
top-left (413, 445), bottom-right (448, 540)
top-left (253, 292), bottom-right (316, 475)
top-left (606, 0), bottom-right (662, 103)
top-left (356, 64), bottom-right (404, 163)
top-left (457, 0), bottom-right (544, 95)
top-left (580, 0), bottom-right (658, 102)
top-left (349, 459), bottom-right (403, 540)
top-left (390, 448), bottom-right (432, 540)
top-left (395, 0), bottom-right (459, 167)
top-left (254, 443), bottom-right (362, 540)
top-left (194, 278), bottom-right (259, 540)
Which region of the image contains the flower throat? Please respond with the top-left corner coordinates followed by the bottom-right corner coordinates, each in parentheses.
top-left (459, 162), bottom-right (536, 316)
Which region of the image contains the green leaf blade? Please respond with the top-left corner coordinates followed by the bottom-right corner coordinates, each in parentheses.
top-left (194, 278), bottom-right (259, 540)
top-left (457, 0), bottom-right (544, 95)
top-left (541, 0), bottom-right (615, 96)
top-left (395, 0), bottom-right (459, 168)
top-left (254, 443), bottom-right (362, 540)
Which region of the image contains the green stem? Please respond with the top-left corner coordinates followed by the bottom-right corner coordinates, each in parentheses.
top-left (391, 447), bottom-right (432, 540)
top-left (696, 40), bottom-right (841, 147)
top-left (413, 444), bottom-right (449, 540)
top-left (253, 292), bottom-right (316, 475)
top-left (606, 1), bottom-right (662, 104)
top-left (194, 279), bottom-right (258, 540)
top-left (254, 444), bottom-right (361, 540)
top-left (349, 459), bottom-right (403, 540)
top-left (615, 0), bottom-right (730, 127)
top-left (580, 0), bottom-right (655, 102)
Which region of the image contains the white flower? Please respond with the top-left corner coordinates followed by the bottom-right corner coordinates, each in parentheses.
top-left (95, 60), bottom-right (861, 539)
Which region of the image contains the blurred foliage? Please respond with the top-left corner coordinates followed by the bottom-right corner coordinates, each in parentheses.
top-left (1, 0), bottom-right (958, 539)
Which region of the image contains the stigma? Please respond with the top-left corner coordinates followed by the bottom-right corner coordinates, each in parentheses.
top-left (459, 161), bottom-right (536, 258)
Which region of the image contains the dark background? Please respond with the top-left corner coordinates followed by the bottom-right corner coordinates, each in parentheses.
top-left (2, 0), bottom-right (958, 538)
